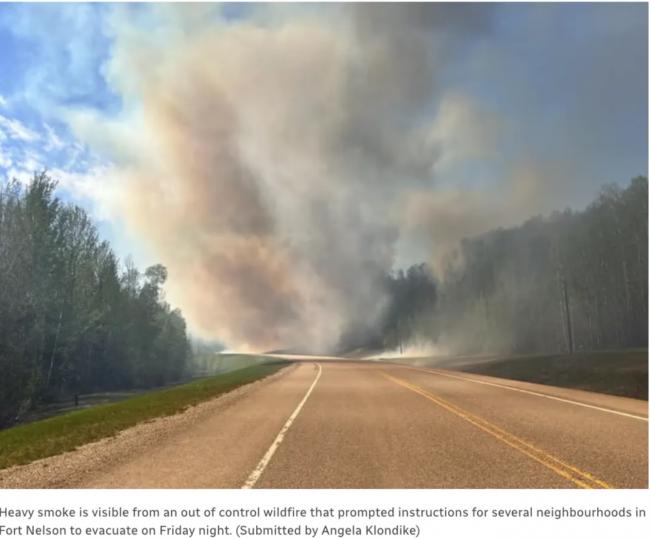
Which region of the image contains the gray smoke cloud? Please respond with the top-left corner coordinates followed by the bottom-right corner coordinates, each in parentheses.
top-left (62, 3), bottom-right (645, 352)
top-left (64, 3), bottom-right (497, 352)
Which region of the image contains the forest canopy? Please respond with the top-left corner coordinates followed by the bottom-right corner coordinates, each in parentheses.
top-left (368, 176), bottom-right (648, 357)
top-left (0, 173), bottom-right (191, 427)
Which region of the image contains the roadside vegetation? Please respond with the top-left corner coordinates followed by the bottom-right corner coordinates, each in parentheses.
top-left (0, 173), bottom-right (193, 428)
top-left (191, 352), bottom-right (274, 377)
top-left (0, 360), bottom-right (288, 470)
top-left (347, 176), bottom-right (648, 359)
top-left (453, 349), bottom-right (648, 400)
top-left (386, 349), bottom-right (647, 400)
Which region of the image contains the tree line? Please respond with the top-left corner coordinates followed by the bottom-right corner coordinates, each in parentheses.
top-left (377, 176), bottom-right (648, 356)
top-left (0, 173), bottom-right (191, 427)
top-left (2, 172), bottom-right (646, 425)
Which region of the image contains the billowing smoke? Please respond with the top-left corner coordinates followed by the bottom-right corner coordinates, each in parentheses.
top-left (63, 3), bottom-right (645, 353)
top-left (67, 4), bottom-right (495, 352)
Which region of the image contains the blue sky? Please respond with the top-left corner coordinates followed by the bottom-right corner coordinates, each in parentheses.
top-left (0, 2), bottom-right (647, 267)
top-left (0, 10), bottom-right (104, 174)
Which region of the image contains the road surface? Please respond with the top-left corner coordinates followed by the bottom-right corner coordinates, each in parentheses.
top-left (1, 360), bottom-right (647, 488)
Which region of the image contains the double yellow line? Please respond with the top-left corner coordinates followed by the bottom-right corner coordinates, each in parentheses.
top-left (382, 372), bottom-right (612, 489)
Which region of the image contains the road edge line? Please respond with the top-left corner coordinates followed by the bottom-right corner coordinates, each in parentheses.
top-left (241, 362), bottom-right (322, 489)
top-left (398, 365), bottom-right (648, 422)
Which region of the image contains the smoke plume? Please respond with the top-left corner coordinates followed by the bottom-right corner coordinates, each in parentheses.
top-left (64, 4), bottom-right (494, 351)
top-left (63, 3), bottom-right (645, 352)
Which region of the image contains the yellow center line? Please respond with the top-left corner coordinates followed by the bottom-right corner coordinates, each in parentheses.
top-left (381, 371), bottom-right (613, 489)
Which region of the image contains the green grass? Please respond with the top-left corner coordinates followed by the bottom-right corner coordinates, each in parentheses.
top-left (382, 348), bottom-right (648, 400)
top-left (0, 360), bottom-right (289, 471)
top-left (454, 349), bottom-right (648, 399)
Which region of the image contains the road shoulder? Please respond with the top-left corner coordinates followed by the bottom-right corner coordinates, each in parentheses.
top-left (0, 363), bottom-right (297, 488)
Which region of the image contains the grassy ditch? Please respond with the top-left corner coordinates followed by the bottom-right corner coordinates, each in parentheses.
top-left (452, 349), bottom-right (647, 400)
top-left (381, 348), bottom-right (647, 399)
top-left (0, 360), bottom-right (289, 470)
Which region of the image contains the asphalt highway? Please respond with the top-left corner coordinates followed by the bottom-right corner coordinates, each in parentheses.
top-left (3, 360), bottom-right (647, 488)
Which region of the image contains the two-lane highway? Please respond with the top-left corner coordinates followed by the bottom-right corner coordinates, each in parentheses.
top-left (251, 361), bottom-right (646, 488)
top-left (1, 360), bottom-right (646, 488)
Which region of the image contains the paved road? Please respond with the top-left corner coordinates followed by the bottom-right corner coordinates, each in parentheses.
top-left (3, 360), bottom-right (647, 488)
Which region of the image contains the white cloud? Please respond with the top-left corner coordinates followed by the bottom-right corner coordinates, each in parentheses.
top-left (44, 123), bottom-right (65, 151)
top-left (22, 149), bottom-right (44, 171)
top-left (0, 135), bottom-right (15, 170)
top-left (49, 165), bottom-right (118, 221)
top-left (0, 149), bottom-right (12, 169)
top-left (5, 166), bottom-right (33, 185)
top-left (0, 95), bottom-right (7, 108)
top-left (0, 115), bottom-right (40, 142)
